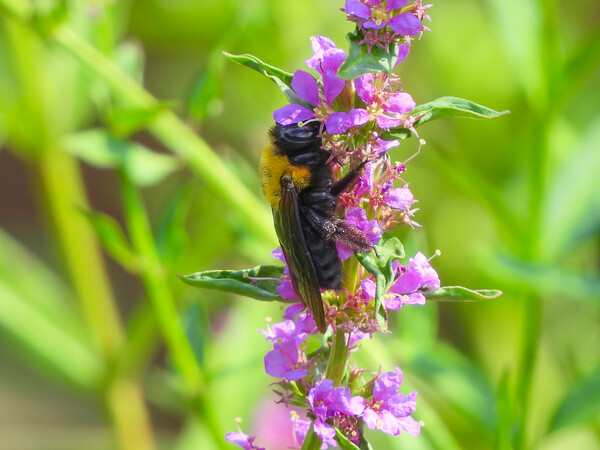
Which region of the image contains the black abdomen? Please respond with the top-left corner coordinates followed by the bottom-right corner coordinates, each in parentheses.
top-left (299, 187), bottom-right (343, 290)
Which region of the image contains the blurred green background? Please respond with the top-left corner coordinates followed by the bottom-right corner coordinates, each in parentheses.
top-left (0, 0), bottom-right (599, 449)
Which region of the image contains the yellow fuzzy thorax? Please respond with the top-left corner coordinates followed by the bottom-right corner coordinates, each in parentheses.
top-left (259, 146), bottom-right (311, 209)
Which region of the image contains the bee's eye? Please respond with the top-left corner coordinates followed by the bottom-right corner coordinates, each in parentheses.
top-left (283, 123), bottom-right (318, 141)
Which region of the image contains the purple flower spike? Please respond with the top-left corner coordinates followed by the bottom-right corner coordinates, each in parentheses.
top-left (388, 13), bottom-right (422, 36)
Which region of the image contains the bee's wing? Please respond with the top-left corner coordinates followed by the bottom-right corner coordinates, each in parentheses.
top-left (273, 180), bottom-right (327, 333)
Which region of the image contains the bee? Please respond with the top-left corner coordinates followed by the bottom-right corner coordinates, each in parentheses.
top-left (260, 121), bottom-right (374, 332)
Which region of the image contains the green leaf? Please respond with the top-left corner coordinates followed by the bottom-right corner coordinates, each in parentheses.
top-left (224, 52), bottom-right (309, 107)
top-left (182, 303), bottom-right (206, 369)
top-left (337, 29), bottom-right (400, 80)
top-left (550, 364), bottom-right (600, 431)
top-left (425, 286), bottom-right (503, 302)
top-left (334, 428), bottom-right (361, 450)
top-left (356, 235), bottom-right (405, 329)
top-left (155, 184), bottom-right (192, 269)
top-left (179, 265), bottom-right (294, 302)
top-left (80, 209), bottom-right (139, 272)
top-left (114, 40), bottom-right (145, 84)
top-left (62, 129), bottom-right (181, 186)
top-left (484, 252), bottom-right (600, 303)
top-left (539, 117), bottom-right (600, 260)
top-left (383, 96), bottom-right (510, 140)
top-left (408, 343), bottom-right (497, 433)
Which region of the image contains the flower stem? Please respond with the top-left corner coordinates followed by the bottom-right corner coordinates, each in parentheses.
top-left (36, 150), bottom-right (155, 450)
top-left (48, 24), bottom-right (276, 246)
top-left (326, 330), bottom-right (350, 386)
top-left (119, 171), bottom-right (205, 395)
top-left (300, 420), bottom-right (322, 450)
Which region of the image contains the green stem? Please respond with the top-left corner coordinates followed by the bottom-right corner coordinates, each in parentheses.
top-left (119, 171), bottom-right (205, 395)
top-left (48, 24), bottom-right (276, 246)
top-left (325, 330), bottom-right (350, 386)
top-left (36, 151), bottom-right (155, 450)
top-left (300, 422), bottom-right (322, 450)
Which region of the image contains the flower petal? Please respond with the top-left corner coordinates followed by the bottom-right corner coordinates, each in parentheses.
top-left (387, 0), bottom-right (409, 10)
top-left (336, 241), bottom-right (355, 261)
top-left (388, 12), bottom-right (421, 35)
top-left (384, 187), bottom-right (415, 210)
top-left (322, 70), bottom-right (345, 105)
top-left (363, 20), bottom-right (387, 30)
top-left (355, 73), bottom-right (374, 104)
top-left (325, 111), bottom-right (352, 135)
top-left (277, 278), bottom-right (299, 300)
top-left (273, 104), bottom-right (315, 125)
top-left (384, 92), bottom-right (415, 115)
top-left (348, 108), bottom-right (369, 126)
top-left (345, 0), bottom-right (372, 19)
top-left (395, 44), bottom-right (411, 66)
top-left (292, 70), bottom-right (319, 106)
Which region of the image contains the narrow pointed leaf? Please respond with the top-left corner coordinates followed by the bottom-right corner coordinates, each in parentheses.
top-left (62, 129), bottom-right (181, 186)
top-left (426, 286), bottom-right (502, 302)
top-left (334, 428), bottom-right (361, 450)
top-left (550, 364), bottom-right (600, 431)
top-left (383, 96), bottom-right (510, 140)
top-left (224, 52), bottom-right (309, 106)
top-left (180, 265), bottom-right (294, 302)
top-left (356, 235), bottom-right (405, 329)
top-left (80, 209), bottom-right (139, 272)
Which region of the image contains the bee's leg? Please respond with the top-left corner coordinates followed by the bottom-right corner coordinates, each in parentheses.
top-left (331, 159), bottom-right (369, 197)
top-left (332, 219), bottom-right (374, 254)
top-left (302, 207), bottom-right (337, 237)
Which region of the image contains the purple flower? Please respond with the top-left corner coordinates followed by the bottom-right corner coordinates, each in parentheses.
top-left (363, 368), bottom-right (421, 436)
top-left (377, 92), bottom-right (416, 129)
top-left (225, 432), bottom-right (265, 450)
top-left (336, 208), bottom-right (382, 260)
top-left (325, 108), bottom-right (369, 134)
top-left (306, 36), bottom-right (347, 105)
top-left (361, 278), bottom-right (376, 300)
top-left (355, 73), bottom-right (375, 104)
top-left (307, 379), bottom-right (366, 444)
top-left (273, 103), bottom-right (315, 126)
top-left (258, 319), bottom-right (297, 342)
top-left (384, 186), bottom-right (415, 210)
top-left (386, 251), bottom-right (439, 309)
top-left (264, 336), bottom-right (308, 380)
top-left (345, 0), bottom-right (421, 36)
top-left (274, 37), bottom-right (350, 126)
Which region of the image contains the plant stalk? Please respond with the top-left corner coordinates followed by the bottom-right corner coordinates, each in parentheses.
top-left (36, 150), bottom-right (155, 450)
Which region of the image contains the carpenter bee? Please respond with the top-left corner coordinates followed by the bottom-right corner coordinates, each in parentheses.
top-left (260, 121), bottom-right (374, 333)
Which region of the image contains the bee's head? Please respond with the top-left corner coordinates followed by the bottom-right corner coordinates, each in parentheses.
top-left (271, 121), bottom-right (322, 155)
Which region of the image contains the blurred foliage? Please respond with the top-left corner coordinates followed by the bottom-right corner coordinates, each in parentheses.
top-left (0, 0), bottom-right (599, 449)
